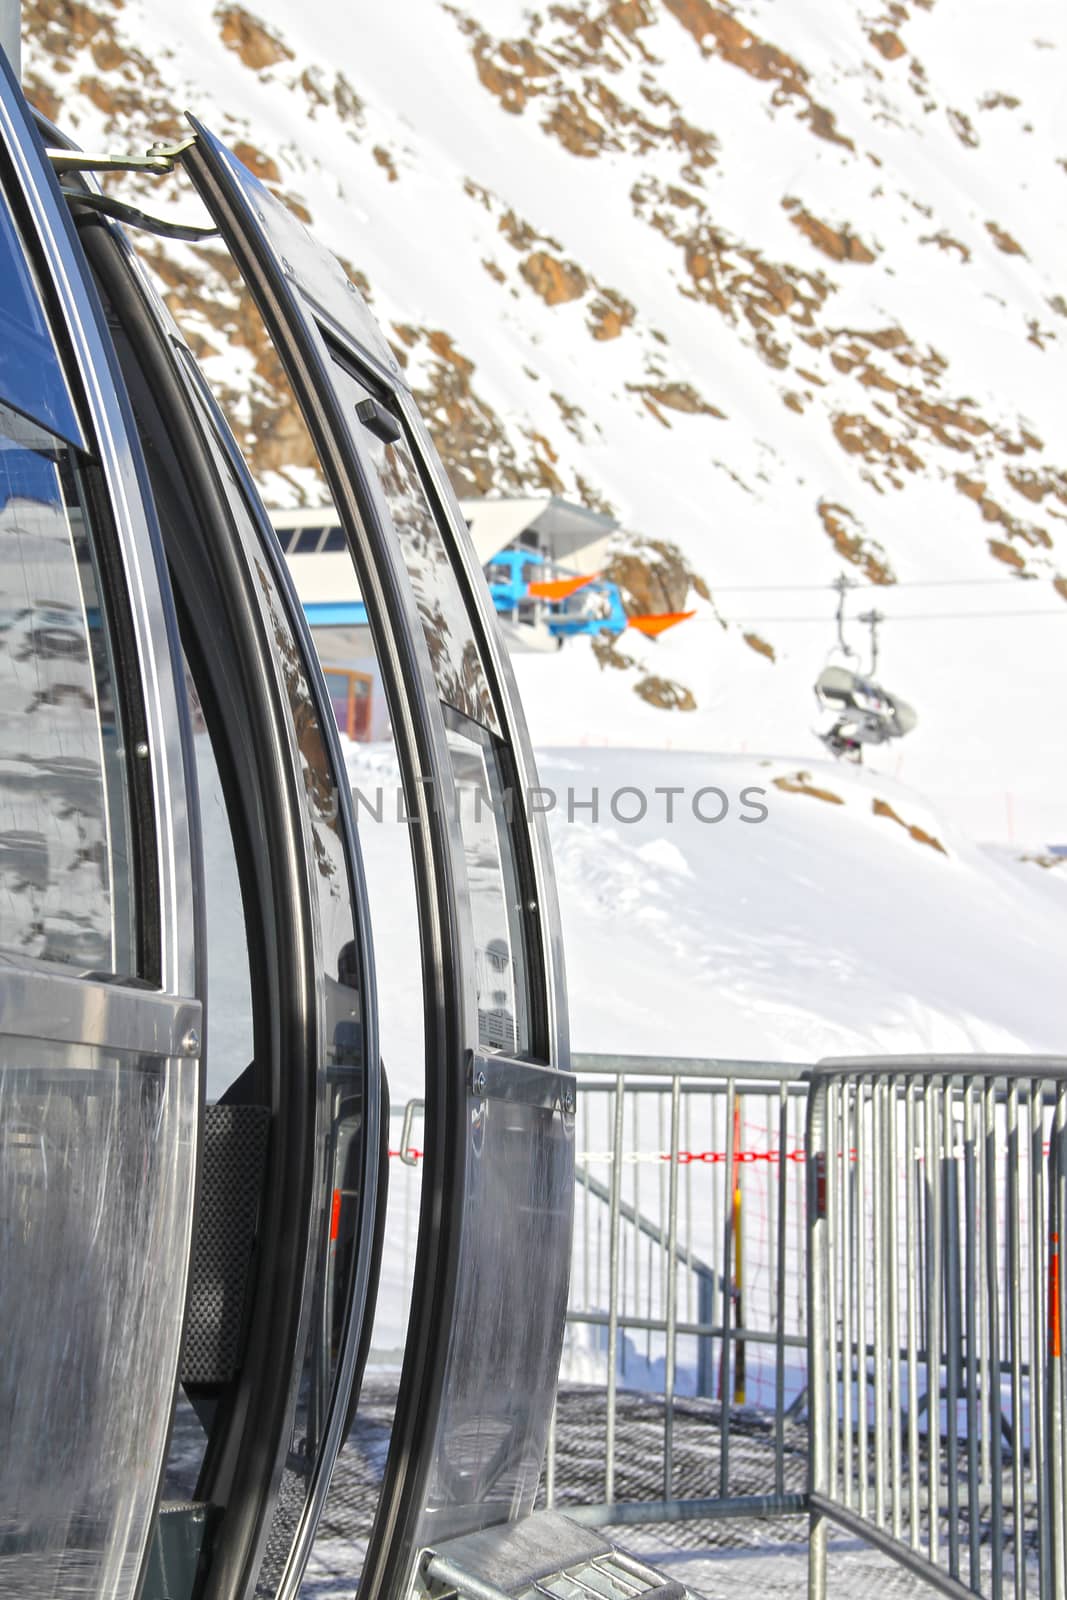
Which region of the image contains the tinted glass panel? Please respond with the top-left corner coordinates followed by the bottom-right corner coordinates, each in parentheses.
top-left (0, 188), bottom-right (82, 446)
top-left (0, 1040), bottom-right (197, 1598)
top-left (445, 711), bottom-right (530, 1057)
top-left (334, 361), bottom-right (500, 735)
top-left (0, 402), bottom-right (134, 973)
top-left (173, 357), bottom-right (371, 1576)
top-left (422, 1095), bottom-right (572, 1539)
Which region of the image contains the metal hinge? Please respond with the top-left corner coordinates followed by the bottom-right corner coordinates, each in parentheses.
top-left (48, 137), bottom-right (218, 241)
top-left (46, 135), bottom-right (197, 177)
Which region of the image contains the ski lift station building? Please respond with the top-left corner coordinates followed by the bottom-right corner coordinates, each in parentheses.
top-left (274, 495), bottom-right (619, 737)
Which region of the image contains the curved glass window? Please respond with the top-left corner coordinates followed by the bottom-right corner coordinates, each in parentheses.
top-left (444, 710), bottom-right (529, 1057)
top-left (0, 402), bottom-right (134, 973)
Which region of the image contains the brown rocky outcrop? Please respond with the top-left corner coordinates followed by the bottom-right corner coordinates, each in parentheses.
top-left (215, 4), bottom-right (293, 70)
top-left (817, 501), bottom-right (895, 584)
top-left (872, 798), bottom-right (947, 854)
top-left (785, 200), bottom-right (877, 264)
top-left (520, 250), bottom-right (589, 305)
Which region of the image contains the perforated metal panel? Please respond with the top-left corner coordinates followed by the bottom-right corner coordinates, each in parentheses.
top-left (181, 1104), bottom-right (270, 1387)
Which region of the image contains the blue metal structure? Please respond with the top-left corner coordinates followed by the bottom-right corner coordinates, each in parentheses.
top-left (484, 548), bottom-right (627, 640)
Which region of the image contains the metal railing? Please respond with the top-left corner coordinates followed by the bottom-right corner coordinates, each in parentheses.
top-left (545, 1053), bottom-right (812, 1529)
top-left (807, 1057), bottom-right (1067, 1599)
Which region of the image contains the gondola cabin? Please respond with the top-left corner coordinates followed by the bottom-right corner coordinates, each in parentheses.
top-left (0, 23), bottom-right (680, 1600)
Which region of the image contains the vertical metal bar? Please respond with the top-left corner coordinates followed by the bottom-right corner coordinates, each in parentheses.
top-left (924, 1075), bottom-right (943, 1570)
top-left (719, 1076), bottom-right (737, 1498)
top-left (1029, 1080), bottom-right (1050, 1598)
top-left (964, 1081), bottom-right (982, 1588)
top-left (631, 1083), bottom-right (641, 1366)
top-left (807, 1075), bottom-right (829, 1600)
top-left (906, 1081), bottom-right (921, 1550)
top-left (942, 1079), bottom-right (962, 1582)
top-left (841, 1077), bottom-right (854, 1511)
top-left (663, 1077), bottom-right (681, 1499)
top-left (685, 1092), bottom-right (693, 1329)
top-left (775, 1078), bottom-right (789, 1498)
top-left (1052, 1083), bottom-right (1067, 1599)
top-left (856, 1078), bottom-right (870, 1520)
top-left (658, 1090), bottom-right (667, 1337)
top-left (888, 1076), bottom-right (903, 1543)
top-left (986, 1078), bottom-right (1005, 1600)
top-left (825, 1080), bottom-right (840, 1502)
top-left (604, 1076), bottom-right (625, 1503)
top-left (1008, 1082), bottom-right (1026, 1600)
top-left (872, 1078), bottom-right (888, 1530)
top-left (582, 1092), bottom-right (590, 1312)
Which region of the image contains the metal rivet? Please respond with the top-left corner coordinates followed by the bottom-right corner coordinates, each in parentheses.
top-left (134, 741), bottom-right (149, 759)
top-left (181, 1028), bottom-right (201, 1057)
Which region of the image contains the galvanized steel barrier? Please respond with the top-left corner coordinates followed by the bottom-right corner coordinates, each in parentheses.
top-left (383, 1052), bottom-right (1067, 1595)
top-left (545, 1053), bottom-right (813, 1530)
top-left (806, 1056), bottom-right (1067, 1599)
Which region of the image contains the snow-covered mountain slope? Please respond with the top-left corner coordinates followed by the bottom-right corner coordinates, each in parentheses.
top-left (345, 738), bottom-right (1067, 1085)
top-left (21, 0), bottom-right (1067, 842)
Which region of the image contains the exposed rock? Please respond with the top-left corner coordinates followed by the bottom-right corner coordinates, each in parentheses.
top-left (449, 5), bottom-right (717, 178)
top-left (872, 797), bottom-right (947, 854)
top-left (743, 632), bottom-right (776, 662)
top-left (946, 107), bottom-right (979, 147)
top-left (954, 473), bottom-right (1051, 562)
top-left (591, 633), bottom-right (636, 671)
top-left (373, 145), bottom-right (398, 181)
top-left (988, 538), bottom-right (1027, 571)
top-left (626, 381), bottom-right (725, 425)
top-left (784, 199), bottom-right (877, 264)
top-left (817, 500), bottom-right (896, 584)
top-left (232, 140), bottom-right (280, 182)
top-left (632, 177), bottom-right (832, 371)
top-left (919, 229), bottom-right (971, 262)
top-left (774, 772), bottom-right (845, 804)
top-left (831, 413), bottom-right (923, 482)
top-left (520, 250), bottom-right (589, 305)
top-left (587, 289), bottom-right (635, 340)
top-left (661, 0), bottom-right (853, 148)
top-left (215, 4), bottom-right (293, 70)
top-left (986, 220), bottom-right (1026, 257)
top-left (979, 91), bottom-right (1021, 111)
top-left (606, 537), bottom-right (709, 613)
top-left (634, 675), bottom-right (697, 711)
top-left (868, 28), bottom-right (907, 60)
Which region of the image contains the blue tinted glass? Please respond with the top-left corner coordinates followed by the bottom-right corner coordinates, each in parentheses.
top-left (0, 188), bottom-right (82, 447)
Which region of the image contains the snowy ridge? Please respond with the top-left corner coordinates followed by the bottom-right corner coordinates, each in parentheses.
top-left (21, 0), bottom-right (1067, 822)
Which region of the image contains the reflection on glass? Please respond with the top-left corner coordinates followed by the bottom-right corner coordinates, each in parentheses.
top-left (182, 668), bottom-right (255, 1104)
top-left (445, 713), bottom-right (529, 1057)
top-left (0, 402), bottom-right (132, 973)
top-left (0, 1044), bottom-right (198, 1598)
top-left (172, 359), bottom-right (369, 1585)
top-left (333, 365), bottom-right (500, 737)
top-left (423, 1097), bottom-right (572, 1540)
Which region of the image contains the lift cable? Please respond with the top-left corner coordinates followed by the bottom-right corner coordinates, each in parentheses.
top-left (707, 576), bottom-right (1056, 592)
top-left (704, 609), bottom-right (1067, 623)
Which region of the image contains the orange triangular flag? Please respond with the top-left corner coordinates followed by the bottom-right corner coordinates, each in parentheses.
top-left (527, 574), bottom-right (597, 601)
top-left (627, 610), bottom-right (696, 638)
